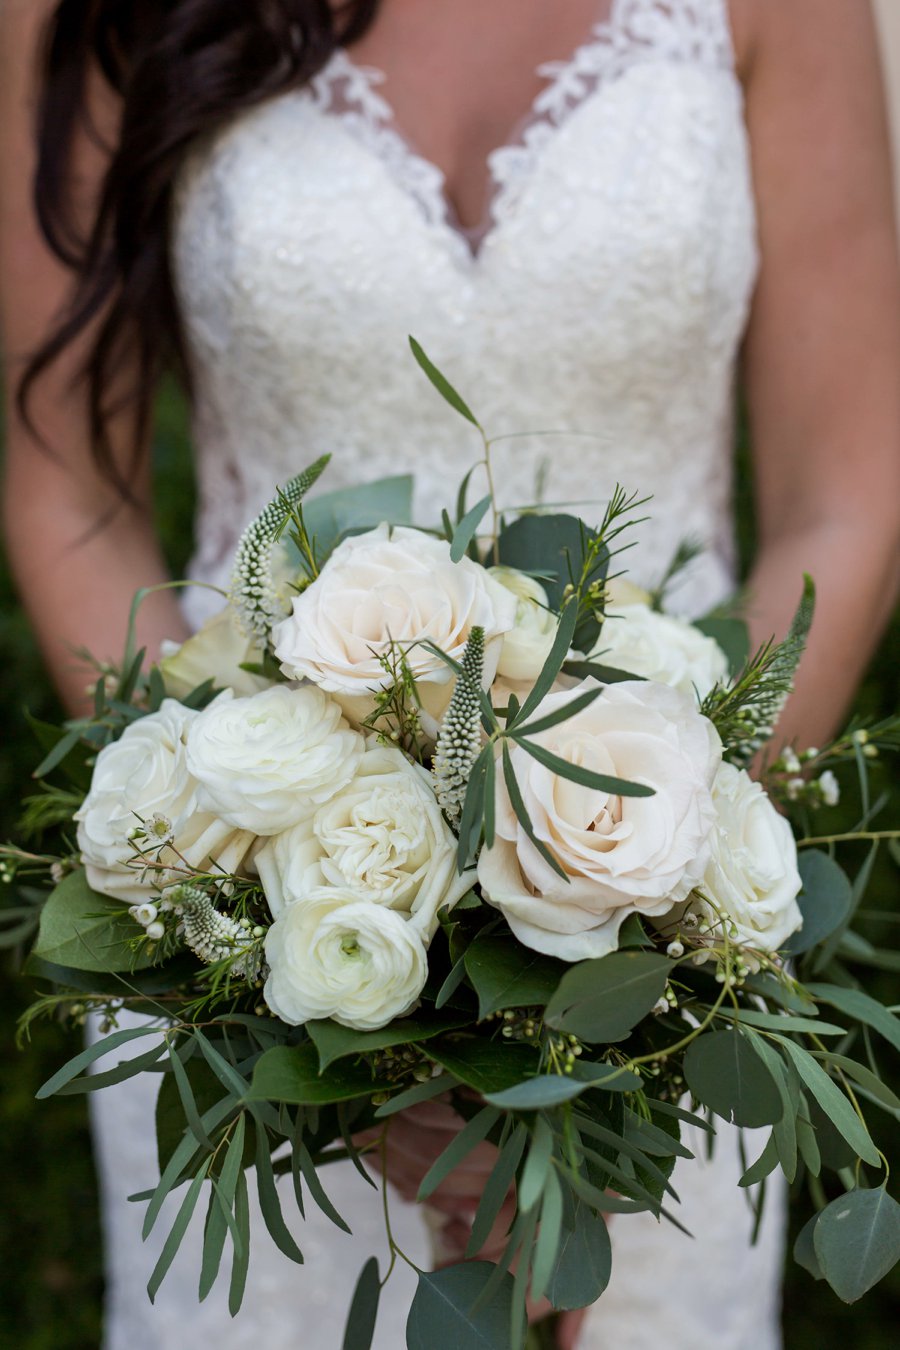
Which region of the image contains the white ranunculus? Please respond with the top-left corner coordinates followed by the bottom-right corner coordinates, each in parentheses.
top-left (695, 762), bottom-right (803, 952)
top-left (75, 700), bottom-right (252, 903)
top-left (589, 603), bottom-right (729, 701)
top-left (159, 605), bottom-right (272, 700)
top-left (255, 741), bottom-right (473, 930)
top-left (185, 685), bottom-right (364, 836)
top-left (263, 889), bottom-right (429, 1029)
top-left (478, 679), bottom-right (721, 961)
top-left (488, 567), bottom-right (558, 683)
top-left (271, 525), bottom-right (516, 732)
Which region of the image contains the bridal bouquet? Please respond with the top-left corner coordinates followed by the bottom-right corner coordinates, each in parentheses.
top-left (4, 344), bottom-right (900, 1348)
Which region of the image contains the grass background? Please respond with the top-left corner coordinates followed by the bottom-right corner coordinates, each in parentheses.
top-left (0, 387), bottom-right (897, 1347)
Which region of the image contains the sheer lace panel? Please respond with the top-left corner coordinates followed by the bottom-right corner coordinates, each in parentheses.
top-left (307, 0), bottom-right (737, 251)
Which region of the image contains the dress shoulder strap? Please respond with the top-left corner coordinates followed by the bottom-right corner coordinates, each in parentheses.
top-left (607, 0), bottom-right (736, 74)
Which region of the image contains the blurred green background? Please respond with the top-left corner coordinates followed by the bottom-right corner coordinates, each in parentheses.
top-left (0, 389), bottom-right (897, 1348)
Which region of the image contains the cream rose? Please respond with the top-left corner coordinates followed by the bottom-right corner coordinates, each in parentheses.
top-left (263, 889), bottom-right (429, 1029)
top-left (76, 700), bottom-right (252, 904)
top-left (488, 567), bottom-right (558, 683)
top-left (185, 685), bottom-right (364, 836)
top-left (589, 603), bottom-right (729, 701)
top-left (159, 605), bottom-right (272, 700)
top-left (478, 679), bottom-right (721, 960)
top-left (693, 762), bottom-right (803, 952)
top-left (271, 525), bottom-right (516, 731)
top-left (254, 741), bottom-right (473, 930)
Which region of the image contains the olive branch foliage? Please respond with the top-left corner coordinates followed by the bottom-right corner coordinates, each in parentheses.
top-left (1, 343), bottom-right (899, 1349)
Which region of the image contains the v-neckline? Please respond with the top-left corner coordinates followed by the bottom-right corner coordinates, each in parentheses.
top-left (308, 1), bottom-right (630, 261)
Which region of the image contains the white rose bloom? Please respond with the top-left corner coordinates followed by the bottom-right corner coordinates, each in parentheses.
top-left (159, 605), bottom-right (272, 700)
top-left (478, 679), bottom-right (721, 961)
top-left (488, 567), bottom-right (558, 683)
top-left (263, 889), bottom-right (429, 1030)
top-left (255, 741), bottom-right (473, 931)
top-left (185, 685), bottom-right (364, 836)
top-left (695, 762), bottom-right (803, 951)
top-left (589, 603), bottom-right (729, 701)
top-left (272, 525), bottom-right (516, 731)
top-left (76, 700), bottom-right (253, 904)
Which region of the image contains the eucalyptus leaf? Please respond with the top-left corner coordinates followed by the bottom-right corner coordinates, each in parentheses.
top-left (228, 1171), bottom-right (251, 1315)
top-left (694, 618), bottom-right (750, 678)
top-left (546, 1200), bottom-right (612, 1310)
top-left (451, 495), bottom-right (493, 563)
top-left (484, 1077), bottom-right (593, 1111)
top-left (519, 1116), bottom-right (554, 1213)
top-left (545, 952), bottom-right (673, 1043)
top-left (463, 932), bottom-right (564, 1019)
top-left (295, 475), bottom-right (415, 567)
top-left (406, 1262), bottom-right (514, 1350)
top-left (682, 1031), bottom-right (783, 1129)
top-left (514, 737), bottom-right (655, 799)
top-left (427, 1038), bottom-right (539, 1096)
top-left (409, 338), bottom-right (481, 426)
top-left (814, 1188), bottom-right (900, 1303)
top-left (467, 1125), bottom-right (528, 1258)
top-left (496, 514), bottom-right (607, 615)
top-left (36, 1025), bottom-right (163, 1100)
top-left (810, 1052), bottom-right (900, 1116)
top-left (785, 852), bottom-right (853, 956)
top-left (342, 1257), bottom-right (380, 1350)
top-left (776, 1038), bottom-right (881, 1166)
top-left (199, 1114), bottom-right (246, 1301)
top-left (793, 1212), bottom-right (825, 1281)
top-left (739, 1133), bottom-right (780, 1188)
top-left (32, 869), bottom-right (155, 974)
top-left (307, 1012), bottom-right (471, 1071)
top-left (247, 1044), bottom-right (374, 1105)
top-left (147, 1161), bottom-right (211, 1304)
top-left (374, 1073), bottom-right (455, 1119)
top-left (530, 1169), bottom-right (564, 1304)
top-left (500, 743), bottom-right (568, 882)
top-left (418, 1107), bottom-right (501, 1202)
top-left (805, 983), bottom-right (900, 1054)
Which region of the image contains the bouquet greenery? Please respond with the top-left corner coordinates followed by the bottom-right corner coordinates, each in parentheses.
top-left (3, 343), bottom-right (899, 1349)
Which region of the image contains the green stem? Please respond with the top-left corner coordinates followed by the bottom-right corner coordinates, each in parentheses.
top-left (797, 830), bottom-right (900, 847)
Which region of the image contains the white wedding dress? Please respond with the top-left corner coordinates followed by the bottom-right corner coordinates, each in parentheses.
top-left (90, 1), bottom-right (787, 1346)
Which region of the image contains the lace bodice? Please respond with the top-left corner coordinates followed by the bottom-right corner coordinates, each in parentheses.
top-left (173, 0), bottom-right (758, 628)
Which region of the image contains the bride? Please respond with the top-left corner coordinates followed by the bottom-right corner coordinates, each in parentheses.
top-left (2, 1), bottom-right (900, 1346)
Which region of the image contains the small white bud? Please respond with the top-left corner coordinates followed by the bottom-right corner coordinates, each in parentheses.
top-left (818, 770), bottom-right (840, 807)
top-left (666, 940), bottom-right (685, 959)
top-left (145, 920), bottom-right (166, 941)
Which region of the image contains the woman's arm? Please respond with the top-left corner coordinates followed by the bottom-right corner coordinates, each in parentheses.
top-left (0, 0), bottom-right (189, 716)
top-left (737, 0), bottom-right (900, 749)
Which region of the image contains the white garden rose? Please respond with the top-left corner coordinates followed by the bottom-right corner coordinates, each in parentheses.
top-left (75, 699), bottom-right (252, 904)
top-left (478, 679), bottom-right (721, 960)
top-left (589, 603), bottom-right (729, 701)
top-left (271, 525), bottom-right (516, 731)
top-left (488, 567), bottom-right (558, 683)
top-left (263, 888), bottom-right (429, 1029)
top-left (254, 741), bottom-right (474, 930)
top-left (185, 685), bottom-right (364, 836)
top-left (159, 605), bottom-right (272, 700)
top-left (693, 762), bottom-right (803, 952)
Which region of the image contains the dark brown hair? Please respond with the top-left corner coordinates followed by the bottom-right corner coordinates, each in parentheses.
top-left (21, 0), bottom-right (380, 494)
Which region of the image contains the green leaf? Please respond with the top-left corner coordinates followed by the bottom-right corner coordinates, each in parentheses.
top-left (247, 1044), bottom-right (374, 1105)
top-left (53, 1041), bottom-right (169, 1095)
top-left (406, 1263), bottom-right (514, 1350)
top-left (511, 602), bottom-right (578, 726)
top-left (501, 743), bottom-right (568, 882)
top-left (682, 1031), bottom-right (783, 1129)
top-left (427, 1038), bottom-right (539, 1096)
top-left (806, 983), bottom-right (900, 1054)
top-left (810, 1052), bottom-right (900, 1116)
top-left (199, 1114), bottom-right (245, 1301)
top-left (814, 1189), bottom-right (900, 1303)
top-left (496, 514), bottom-right (607, 614)
top-left (785, 852), bottom-right (853, 955)
top-left (147, 1161), bottom-right (211, 1304)
top-left (293, 1134), bottom-right (351, 1233)
top-left (307, 1012), bottom-right (471, 1072)
top-left (569, 1062), bottom-right (644, 1092)
top-left (36, 1025), bottom-right (163, 1100)
top-left (545, 1200), bottom-right (612, 1310)
top-left (694, 618), bottom-right (750, 678)
top-left (545, 952), bottom-right (673, 1043)
top-left (793, 1212), bottom-right (825, 1281)
top-left (254, 1123), bottom-right (304, 1264)
top-left (297, 476), bottom-right (414, 567)
top-left (408, 337), bottom-right (481, 427)
top-left (513, 737), bottom-right (655, 799)
top-left (749, 1035), bottom-right (799, 1182)
top-left (715, 1007), bottom-right (846, 1036)
top-left (169, 1040), bottom-right (215, 1150)
top-left (519, 1116), bottom-right (554, 1213)
top-left (32, 870), bottom-right (155, 973)
top-left (739, 1133), bottom-right (780, 1188)
top-left (451, 495), bottom-right (492, 563)
top-left (466, 1126), bottom-right (528, 1258)
top-left (418, 1106), bottom-right (501, 1202)
top-left (156, 1057), bottom-right (225, 1176)
top-left (343, 1257), bottom-right (380, 1350)
top-left (776, 1038), bottom-right (881, 1166)
top-left (228, 1170), bottom-right (251, 1315)
top-left (463, 932), bottom-right (565, 1020)
top-left (531, 1168), bottom-right (564, 1304)
top-left (512, 685), bottom-right (604, 737)
top-left (458, 748), bottom-right (489, 872)
top-left (484, 1077), bottom-right (593, 1111)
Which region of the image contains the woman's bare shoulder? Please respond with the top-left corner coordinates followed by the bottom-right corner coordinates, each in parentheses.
top-left (731, 0), bottom-right (884, 83)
